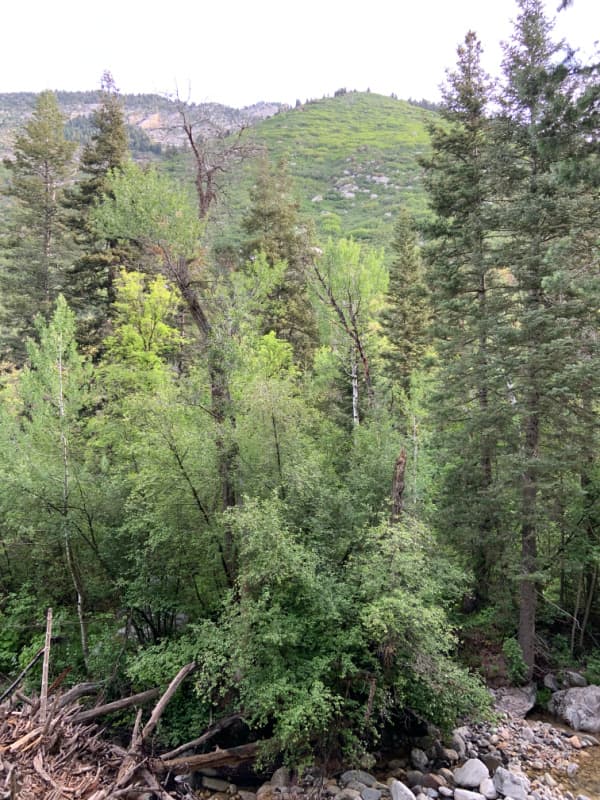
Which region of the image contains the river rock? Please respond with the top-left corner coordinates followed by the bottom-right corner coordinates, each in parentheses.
top-left (271, 768), bottom-right (291, 788)
top-left (478, 778), bottom-right (497, 800)
top-left (455, 791), bottom-right (485, 800)
top-left (338, 790), bottom-right (362, 800)
top-left (406, 772), bottom-right (424, 788)
top-left (454, 759), bottom-right (489, 788)
top-left (544, 673), bottom-right (560, 692)
top-left (563, 671), bottom-right (588, 688)
top-left (341, 772), bottom-right (378, 788)
top-left (203, 777), bottom-right (232, 792)
top-left (411, 749), bottom-right (429, 771)
top-left (491, 683), bottom-right (536, 717)
top-left (549, 685), bottom-right (600, 732)
top-left (451, 731), bottom-right (467, 759)
top-left (492, 767), bottom-right (530, 800)
top-left (390, 780), bottom-right (416, 800)
top-left (361, 789), bottom-right (381, 800)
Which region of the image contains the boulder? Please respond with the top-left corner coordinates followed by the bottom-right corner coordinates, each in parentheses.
top-left (549, 685), bottom-right (600, 732)
top-left (411, 749), bottom-right (429, 771)
top-left (453, 759), bottom-right (489, 789)
top-left (562, 670), bottom-right (588, 688)
top-left (491, 684), bottom-right (536, 717)
top-left (341, 772), bottom-right (378, 789)
top-left (390, 781), bottom-right (416, 800)
top-left (478, 778), bottom-right (497, 800)
top-left (271, 768), bottom-right (291, 788)
top-left (544, 673), bottom-right (560, 692)
top-left (492, 767), bottom-right (530, 800)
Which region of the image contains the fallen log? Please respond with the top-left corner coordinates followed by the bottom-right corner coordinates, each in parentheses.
top-left (155, 740), bottom-right (262, 774)
top-left (160, 712), bottom-right (243, 761)
top-left (71, 688), bottom-right (161, 724)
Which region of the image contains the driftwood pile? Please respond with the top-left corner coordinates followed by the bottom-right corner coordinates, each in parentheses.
top-left (0, 611), bottom-right (259, 799)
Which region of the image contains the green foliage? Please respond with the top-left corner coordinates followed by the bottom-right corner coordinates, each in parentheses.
top-left (502, 638), bottom-right (528, 686)
top-left (584, 652), bottom-right (600, 685)
top-left (1, 91), bottom-right (77, 361)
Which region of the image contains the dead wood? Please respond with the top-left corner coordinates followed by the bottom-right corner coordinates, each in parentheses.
top-left (160, 711), bottom-right (242, 760)
top-left (0, 653), bottom-right (260, 799)
top-left (140, 662), bottom-right (195, 744)
top-left (156, 740), bottom-right (262, 774)
top-left (71, 687), bottom-right (160, 724)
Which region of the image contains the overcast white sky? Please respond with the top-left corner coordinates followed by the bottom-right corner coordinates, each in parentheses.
top-left (1, 0), bottom-right (597, 108)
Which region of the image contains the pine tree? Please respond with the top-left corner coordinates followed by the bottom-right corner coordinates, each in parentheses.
top-left (421, 32), bottom-right (511, 603)
top-left (496, 0), bottom-right (600, 674)
top-left (64, 71), bottom-right (131, 352)
top-left (1, 91), bottom-right (77, 362)
top-left (380, 207), bottom-right (429, 396)
top-left (242, 157), bottom-right (319, 367)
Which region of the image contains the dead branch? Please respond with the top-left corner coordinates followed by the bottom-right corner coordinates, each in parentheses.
top-left (71, 687), bottom-right (161, 724)
top-left (0, 648), bottom-right (44, 704)
top-left (155, 740), bottom-right (262, 774)
top-left (160, 712), bottom-right (243, 761)
top-left (141, 662), bottom-right (196, 744)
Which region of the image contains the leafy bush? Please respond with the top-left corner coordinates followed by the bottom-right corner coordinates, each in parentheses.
top-left (502, 637), bottom-right (528, 685)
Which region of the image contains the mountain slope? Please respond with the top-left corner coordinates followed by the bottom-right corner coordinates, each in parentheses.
top-left (220, 91), bottom-right (436, 251)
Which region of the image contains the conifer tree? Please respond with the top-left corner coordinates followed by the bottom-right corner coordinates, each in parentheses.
top-left (495, 0), bottom-right (600, 674)
top-left (380, 207), bottom-right (429, 396)
top-left (1, 91), bottom-right (77, 362)
top-left (65, 71), bottom-right (131, 352)
top-left (242, 157), bottom-right (319, 366)
top-left (422, 32), bottom-right (511, 603)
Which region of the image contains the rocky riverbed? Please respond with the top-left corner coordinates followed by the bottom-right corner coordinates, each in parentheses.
top-left (182, 714), bottom-right (599, 800)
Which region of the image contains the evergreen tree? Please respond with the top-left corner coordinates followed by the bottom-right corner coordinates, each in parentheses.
top-left (1, 91), bottom-right (77, 362)
top-left (64, 71), bottom-right (131, 352)
top-left (380, 207), bottom-right (429, 396)
top-left (421, 32), bottom-right (512, 604)
top-left (495, 0), bottom-right (600, 674)
top-left (242, 157), bottom-right (319, 367)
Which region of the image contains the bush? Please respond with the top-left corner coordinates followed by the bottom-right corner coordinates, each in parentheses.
top-left (502, 637), bottom-right (528, 685)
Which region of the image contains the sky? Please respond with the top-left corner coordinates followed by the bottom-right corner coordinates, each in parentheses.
top-left (1, 0), bottom-right (597, 108)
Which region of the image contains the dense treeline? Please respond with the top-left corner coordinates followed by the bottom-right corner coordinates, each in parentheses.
top-left (0, 0), bottom-right (598, 766)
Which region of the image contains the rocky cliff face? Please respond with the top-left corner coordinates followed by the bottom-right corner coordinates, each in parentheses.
top-left (0, 91), bottom-right (283, 156)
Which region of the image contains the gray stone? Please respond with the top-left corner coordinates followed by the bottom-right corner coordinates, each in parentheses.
top-left (423, 791), bottom-right (438, 799)
top-left (338, 791), bottom-right (362, 800)
top-left (549, 685), bottom-right (600, 732)
top-left (492, 768), bottom-right (530, 800)
top-left (390, 781), bottom-right (416, 800)
top-left (563, 671), bottom-right (588, 688)
top-left (406, 772), bottom-right (424, 788)
top-left (239, 793), bottom-right (257, 800)
top-left (454, 759), bottom-right (489, 789)
top-left (438, 769), bottom-right (454, 785)
top-left (481, 755), bottom-right (503, 774)
top-left (421, 776), bottom-right (446, 791)
top-left (439, 790), bottom-right (453, 798)
top-left (441, 748), bottom-right (459, 763)
top-left (455, 791), bottom-right (485, 800)
top-left (478, 778), bottom-right (497, 800)
top-left (341, 772), bottom-right (378, 789)
top-left (203, 777), bottom-right (231, 792)
top-left (271, 768), bottom-right (291, 788)
top-left (348, 783), bottom-right (368, 792)
top-left (566, 763), bottom-right (579, 777)
top-left (544, 673), bottom-right (560, 692)
top-left (362, 790), bottom-right (381, 800)
top-left (411, 749), bottom-right (429, 771)
top-left (491, 684), bottom-right (537, 718)
top-left (451, 732), bottom-right (467, 759)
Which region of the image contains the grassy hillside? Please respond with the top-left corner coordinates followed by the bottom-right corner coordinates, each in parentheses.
top-left (242, 91), bottom-right (435, 249)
